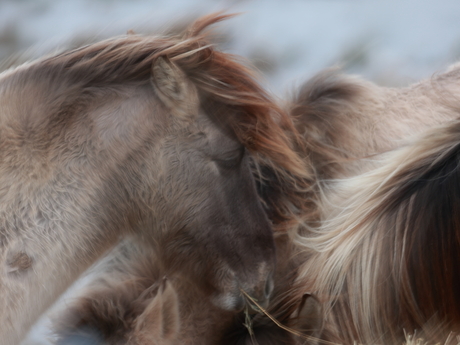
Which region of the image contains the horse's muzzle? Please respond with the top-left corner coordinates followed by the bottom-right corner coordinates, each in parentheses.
top-left (211, 262), bottom-right (275, 312)
top-left (242, 270), bottom-right (274, 311)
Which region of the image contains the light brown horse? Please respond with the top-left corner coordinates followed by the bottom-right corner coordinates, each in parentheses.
top-left (52, 64), bottom-right (460, 344)
top-left (222, 68), bottom-right (460, 344)
top-left (210, 66), bottom-right (460, 345)
top-left (0, 14), bottom-right (310, 345)
top-left (292, 67), bottom-right (460, 344)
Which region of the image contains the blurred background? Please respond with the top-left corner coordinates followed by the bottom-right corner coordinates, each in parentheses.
top-left (3, 0), bottom-right (460, 94)
top-left (1, 0), bottom-right (458, 343)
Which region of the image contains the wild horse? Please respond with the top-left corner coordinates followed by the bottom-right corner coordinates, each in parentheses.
top-left (0, 14), bottom-right (307, 345)
top-left (56, 66), bottom-right (460, 345)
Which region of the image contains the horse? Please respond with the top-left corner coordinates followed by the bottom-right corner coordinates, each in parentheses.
top-left (291, 66), bottom-right (460, 344)
top-left (217, 66), bottom-right (460, 344)
top-left (302, 118), bottom-right (460, 344)
top-left (216, 68), bottom-right (460, 345)
top-left (0, 14), bottom-right (309, 345)
top-left (52, 65), bottom-right (460, 344)
top-left (217, 65), bottom-right (460, 345)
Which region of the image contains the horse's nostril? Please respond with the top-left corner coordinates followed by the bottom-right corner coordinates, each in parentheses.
top-left (264, 273), bottom-right (274, 300)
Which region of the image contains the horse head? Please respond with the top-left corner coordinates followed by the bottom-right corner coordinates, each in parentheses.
top-left (0, 14), bottom-right (309, 343)
top-left (144, 54), bottom-right (276, 310)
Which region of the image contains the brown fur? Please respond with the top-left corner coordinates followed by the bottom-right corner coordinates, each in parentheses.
top-left (51, 59), bottom-right (460, 345)
top-left (53, 240), bottom-right (232, 345)
top-left (210, 67), bottom-right (460, 344)
top-left (53, 234), bottom-right (320, 345)
top-left (54, 243), bottom-right (180, 344)
top-left (0, 14), bottom-right (313, 344)
top-left (290, 68), bottom-right (460, 178)
top-left (299, 120), bottom-right (460, 344)
top-left (211, 66), bottom-right (460, 345)
top-left (293, 67), bottom-right (460, 344)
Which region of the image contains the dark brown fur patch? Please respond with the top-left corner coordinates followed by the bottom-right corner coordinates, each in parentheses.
top-left (7, 252), bottom-right (32, 272)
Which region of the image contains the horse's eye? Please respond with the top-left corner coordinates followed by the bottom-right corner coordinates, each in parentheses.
top-left (215, 147), bottom-right (245, 169)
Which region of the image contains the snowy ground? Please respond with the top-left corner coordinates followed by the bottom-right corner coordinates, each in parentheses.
top-left (1, 0), bottom-right (459, 343)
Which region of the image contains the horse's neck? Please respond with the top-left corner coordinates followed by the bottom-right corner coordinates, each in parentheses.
top-left (0, 86), bottom-right (163, 345)
top-left (0, 168), bottom-right (124, 344)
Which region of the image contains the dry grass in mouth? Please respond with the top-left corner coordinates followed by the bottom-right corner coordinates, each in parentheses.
top-left (240, 288), bottom-right (337, 345)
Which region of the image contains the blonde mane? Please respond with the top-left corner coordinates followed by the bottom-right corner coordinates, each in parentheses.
top-left (291, 68), bottom-right (460, 344)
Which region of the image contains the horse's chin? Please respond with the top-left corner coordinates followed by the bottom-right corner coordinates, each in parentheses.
top-left (209, 272), bottom-right (246, 311)
top-left (209, 263), bottom-right (274, 312)
top-left (211, 291), bottom-right (246, 311)
top-left (210, 282), bottom-right (272, 312)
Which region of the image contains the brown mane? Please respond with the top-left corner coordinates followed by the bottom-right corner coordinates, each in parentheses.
top-left (8, 13), bottom-right (310, 231)
top-left (1, 14), bottom-right (296, 343)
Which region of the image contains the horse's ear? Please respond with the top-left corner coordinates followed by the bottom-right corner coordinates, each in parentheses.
top-left (133, 279), bottom-right (180, 343)
top-left (151, 56), bottom-right (199, 120)
top-left (290, 294), bottom-right (323, 340)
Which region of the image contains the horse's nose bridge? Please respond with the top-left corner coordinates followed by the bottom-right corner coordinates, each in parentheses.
top-left (238, 259), bottom-right (275, 303)
top-left (239, 214), bottom-right (277, 291)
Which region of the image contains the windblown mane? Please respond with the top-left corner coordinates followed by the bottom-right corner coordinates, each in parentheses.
top-left (5, 13), bottom-right (310, 231)
top-left (273, 68), bottom-right (460, 344)
top-left (297, 119), bottom-right (460, 343)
